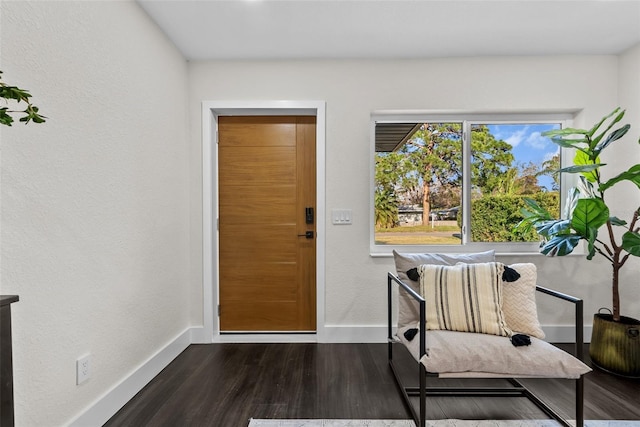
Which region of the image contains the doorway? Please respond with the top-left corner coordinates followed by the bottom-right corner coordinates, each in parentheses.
top-left (201, 101), bottom-right (326, 342)
top-left (218, 116), bottom-right (316, 332)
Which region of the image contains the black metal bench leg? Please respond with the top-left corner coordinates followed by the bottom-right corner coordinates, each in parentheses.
top-left (419, 364), bottom-right (426, 427)
top-left (576, 376), bottom-right (584, 427)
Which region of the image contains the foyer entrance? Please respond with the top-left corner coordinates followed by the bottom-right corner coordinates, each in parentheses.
top-left (218, 116), bottom-right (317, 332)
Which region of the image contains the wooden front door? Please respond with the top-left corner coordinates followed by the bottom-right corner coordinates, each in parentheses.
top-left (218, 116), bottom-right (316, 332)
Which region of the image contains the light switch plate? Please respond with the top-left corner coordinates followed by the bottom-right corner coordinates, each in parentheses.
top-left (332, 209), bottom-right (352, 225)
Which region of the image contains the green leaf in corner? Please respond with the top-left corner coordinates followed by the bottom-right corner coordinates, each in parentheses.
top-left (534, 219), bottom-right (571, 238)
top-left (587, 107), bottom-right (622, 137)
top-left (540, 235), bottom-right (582, 256)
top-left (609, 216), bottom-right (627, 226)
top-left (586, 227), bottom-right (598, 260)
top-left (543, 127), bottom-right (590, 137)
top-left (622, 231), bottom-right (640, 257)
top-left (522, 197), bottom-right (552, 218)
top-left (573, 150), bottom-right (600, 182)
top-left (594, 124), bottom-right (630, 154)
top-left (0, 108), bottom-right (13, 126)
top-left (599, 164), bottom-right (640, 192)
top-left (549, 136), bottom-right (589, 151)
top-left (559, 163), bottom-right (604, 177)
top-left (570, 198), bottom-right (609, 238)
top-left (591, 109), bottom-right (625, 148)
top-left (514, 198), bottom-right (555, 235)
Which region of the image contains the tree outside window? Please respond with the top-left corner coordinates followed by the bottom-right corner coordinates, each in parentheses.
top-left (373, 119), bottom-right (562, 248)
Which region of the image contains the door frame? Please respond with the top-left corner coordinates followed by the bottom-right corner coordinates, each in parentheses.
top-left (201, 100), bottom-right (326, 343)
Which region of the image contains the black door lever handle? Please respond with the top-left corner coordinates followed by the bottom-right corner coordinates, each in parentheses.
top-left (297, 231), bottom-right (314, 239)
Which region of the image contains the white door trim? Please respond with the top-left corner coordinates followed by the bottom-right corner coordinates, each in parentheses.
top-left (201, 100), bottom-right (327, 343)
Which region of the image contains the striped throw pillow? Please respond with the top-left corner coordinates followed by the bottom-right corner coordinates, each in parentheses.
top-left (418, 262), bottom-right (512, 337)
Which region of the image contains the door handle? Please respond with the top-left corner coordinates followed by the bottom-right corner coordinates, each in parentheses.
top-left (297, 231), bottom-right (314, 239)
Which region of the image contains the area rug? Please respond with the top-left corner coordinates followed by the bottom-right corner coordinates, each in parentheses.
top-left (248, 420), bottom-right (640, 427)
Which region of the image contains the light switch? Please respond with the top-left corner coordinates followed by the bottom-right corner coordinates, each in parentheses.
top-left (332, 209), bottom-right (352, 225)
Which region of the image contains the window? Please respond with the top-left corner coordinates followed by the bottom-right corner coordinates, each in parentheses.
top-left (371, 112), bottom-right (573, 255)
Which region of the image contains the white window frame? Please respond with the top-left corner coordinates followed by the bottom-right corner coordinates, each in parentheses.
top-left (370, 110), bottom-right (577, 256)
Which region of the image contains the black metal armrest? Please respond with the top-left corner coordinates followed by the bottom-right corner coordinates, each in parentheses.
top-left (388, 272), bottom-right (426, 359)
top-left (535, 285), bottom-right (584, 361)
top-left (388, 272), bottom-right (424, 303)
top-left (387, 273), bottom-right (585, 361)
top-left (387, 273), bottom-right (587, 427)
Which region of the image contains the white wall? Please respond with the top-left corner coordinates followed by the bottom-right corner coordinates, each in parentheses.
top-left (1, 1), bottom-right (190, 426)
top-left (188, 55), bottom-right (640, 334)
top-left (1, 2), bottom-right (638, 423)
top-left (616, 43), bottom-right (640, 319)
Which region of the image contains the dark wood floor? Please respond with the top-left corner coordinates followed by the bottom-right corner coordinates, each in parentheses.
top-left (104, 343), bottom-right (640, 427)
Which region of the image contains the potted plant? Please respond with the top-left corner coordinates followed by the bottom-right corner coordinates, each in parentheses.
top-left (1, 70), bottom-right (46, 126)
top-left (516, 107), bottom-right (640, 378)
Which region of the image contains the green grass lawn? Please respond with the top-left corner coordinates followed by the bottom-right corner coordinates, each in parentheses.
top-left (375, 224), bottom-right (461, 245)
top-left (376, 224), bottom-right (459, 233)
top-left (375, 235), bottom-right (460, 245)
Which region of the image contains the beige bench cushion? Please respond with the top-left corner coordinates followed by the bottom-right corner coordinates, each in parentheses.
top-left (397, 326), bottom-right (591, 379)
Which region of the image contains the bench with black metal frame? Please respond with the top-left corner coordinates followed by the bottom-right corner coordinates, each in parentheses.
top-left (387, 272), bottom-right (586, 427)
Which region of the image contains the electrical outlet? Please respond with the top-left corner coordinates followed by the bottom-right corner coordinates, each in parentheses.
top-left (77, 354), bottom-right (91, 385)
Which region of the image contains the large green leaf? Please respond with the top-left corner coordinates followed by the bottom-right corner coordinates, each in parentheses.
top-left (573, 150), bottom-right (600, 182)
top-left (564, 186), bottom-right (582, 217)
top-left (576, 176), bottom-right (599, 199)
top-left (521, 197), bottom-right (552, 218)
top-left (609, 216), bottom-right (627, 226)
top-left (585, 226), bottom-right (598, 260)
top-left (535, 219), bottom-right (571, 238)
top-left (594, 124), bottom-right (630, 154)
top-left (587, 107), bottom-right (622, 137)
top-left (599, 164), bottom-right (640, 192)
top-left (549, 136), bottom-right (589, 151)
top-left (591, 109), bottom-right (625, 148)
top-left (0, 85), bottom-right (32, 101)
top-left (514, 197), bottom-right (554, 235)
top-left (622, 231), bottom-right (640, 257)
top-left (543, 127), bottom-right (590, 137)
top-left (558, 163), bottom-right (604, 176)
top-left (570, 198), bottom-right (609, 238)
top-left (0, 108), bottom-right (13, 126)
top-left (540, 235), bottom-right (582, 256)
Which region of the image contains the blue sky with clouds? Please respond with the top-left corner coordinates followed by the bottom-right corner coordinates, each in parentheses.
top-left (488, 123), bottom-right (560, 163)
top-left (487, 123), bottom-right (561, 190)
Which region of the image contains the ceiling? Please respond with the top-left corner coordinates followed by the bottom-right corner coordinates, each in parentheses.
top-left (136, 0), bottom-right (640, 61)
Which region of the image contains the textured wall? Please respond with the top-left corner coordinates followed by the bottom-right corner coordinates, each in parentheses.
top-left (188, 55), bottom-right (640, 329)
top-left (1, 2), bottom-right (638, 423)
top-left (1, 1), bottom-right (190, 425)
top-left (616, 43), bottom-right (640, 318)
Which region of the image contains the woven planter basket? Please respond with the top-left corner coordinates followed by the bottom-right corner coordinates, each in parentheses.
top-left (589, 311), bottom-right (640, 378)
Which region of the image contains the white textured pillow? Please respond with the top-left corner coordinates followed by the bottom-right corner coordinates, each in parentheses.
top-left (419, 262), bottom-right (512, 337)
top-left (502, 263), bottom-right (545, 339)
top-left (392, 250), bottom-right (496, 329)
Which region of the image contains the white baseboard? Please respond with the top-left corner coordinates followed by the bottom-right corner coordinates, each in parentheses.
top-left (68, 327), bottom-right (194, 427)
top-left (66, 323), bottom-right (592, 426)
top-left (189, 325), bottom-right (210, 344)
top-left (323, 325), bottom-right (389, 343)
